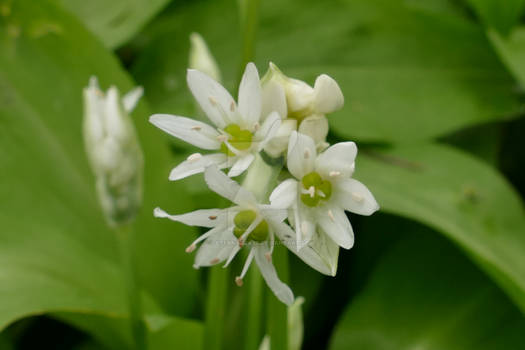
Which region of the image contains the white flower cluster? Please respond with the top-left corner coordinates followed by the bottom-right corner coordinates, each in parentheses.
top-left (151, 63), bottom-right (379, 305)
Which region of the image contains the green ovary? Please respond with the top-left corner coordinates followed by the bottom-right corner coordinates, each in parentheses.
top-left (233, 210), bottom-right (269, 242)
top-left (220, 124), bottom-right (253, 156)
top-left (301, 171), bottom-right (332, 207)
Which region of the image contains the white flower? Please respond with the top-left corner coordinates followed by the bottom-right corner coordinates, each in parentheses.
top-left (154, 165), bottom-right (295, 305)
top-left (149, 63), bottom-right (281, 180)
top-left (270, 132), bottom-right (379, 259)
top-left (260, 63), bottom-right (343, 156)
top-left (83, 76), bottom-right (143, 226)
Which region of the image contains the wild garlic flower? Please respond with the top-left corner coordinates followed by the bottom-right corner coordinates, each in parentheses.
top-left (150, 63), bottom-right (281, 180)
top-left (260, 63), bottom-right (343, 157)
top-left (270, 131), bottom-right (379, 252)
top-left (154, 165), bottom-right (295, 305)
top-left (83, 77), bottom-right (144, 226)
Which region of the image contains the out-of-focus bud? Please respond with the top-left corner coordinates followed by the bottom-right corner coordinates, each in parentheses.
top-left (288, 297), bottom-right (305, 350)
top-left (298, 114), bottom-right (329, 151)
top-left (189, 32), bottom-right (221, 82)
top-left (83, 77), bottom-right (144, 227)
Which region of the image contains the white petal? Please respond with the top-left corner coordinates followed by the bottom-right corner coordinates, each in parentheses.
top-left (259, 204), bottom-right (288, 223)
top-left (254, 246), bottom-right (294, 306)
top-left (255, 111), bottom-right (281, 150)
top-left (238, 62), bottom-right (262, 127)
top-left (122, 86), bottom-right (143, 113)
top-left (149, 114), bottom-right (221, 150)
top-left (187, 69), bottom-right (235, 128)
top-left (313, 74), bottom-right (344, 114)
top-left (194, 228), bottom-right (238, 267)
top-left (104, 87), bottom-right (127, 140)
top-left (269, 179), bottom-right (298, 209)
top-left (298, 114), bottom-right (328, 147)
top-left (169, 153), bottom-right (228, 181)
top-left (335, 178), bottom-right (380, 216)
top-left (261, 78), bottom-right (287, 120)
top-left (287, 131), bottom-right (316, 179)
top-left (315, 142), bottom-right (357, 178)
top-left (263, 119), bottom-right (297, 157)
top-left (316, 205), bottom-right (354, 249)
top-left (153, 207), bottom-right (228, 227)
top-left (204, 165), bottom-right (256, 207)
top-left (228, 153), bottom-right (255, 177)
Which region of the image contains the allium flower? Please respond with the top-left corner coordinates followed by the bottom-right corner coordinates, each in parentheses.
top-left (83, 77), bottom-right (143, 226)
top-left (150, 63), bottom-right (281, 180)
top-left (270, 131), bottom-right (379, 252)
top-left (154, 165), bottom-right (295, 305)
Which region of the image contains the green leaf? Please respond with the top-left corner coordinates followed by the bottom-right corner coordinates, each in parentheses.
top-left (356, 143), bottom-right (525, 312)
top-left (329, 231), bottom-right (525, 349)
top-left (57, 0), bottom-right (171, 48)
top-left (0, 0), bottom-right (198, 330)
top-left (466, 0), bottom-right (525, 35)
top-left (131, 0), bottom-right (520, 143)
top-left (489, 26), bottom-right (525, 89)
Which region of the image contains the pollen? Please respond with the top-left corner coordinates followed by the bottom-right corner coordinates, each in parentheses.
top-left (187, 153), bottom-right (202, 162)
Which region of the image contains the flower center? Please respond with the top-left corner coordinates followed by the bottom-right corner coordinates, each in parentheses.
top-left (300, 171), bottom-right (332, 207)
top-left (220, 124), bottom-right (253, 156)
top-left (233, 210), bottom-right (268, 242)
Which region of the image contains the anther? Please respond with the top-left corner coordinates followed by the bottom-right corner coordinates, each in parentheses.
top-left (235, 277), bottom-right (243, 287)
top-left (253, 122), bottom-right (260, 131)
top-left (308, 186), bottom-right (315, 198)
top-left (238, 238), bottom-right (245, 248)
top-left (230, 101), bottom-right (236, 112)
top-left (304, 149), bottom-right (311, 159)
top-left (327, 210), bottom-right (335, 222)
top-left (191, 126), bottom-right (202, 131)
top-left (209, 96), bottom-right (218, 105)
top-left (187, 153), bottom-right (202, 162)
top-left (265, 252), bottom-right (272, 262)
top-left (185, 244), bottom-right (196, 253)
top-left (210, 258), bottom-right (220, 264)
top-left (329, 171), bottom-right (341, 177)
top-left (217, 134), bottom-right (228, 142)
top-left (351, 192), bottom-right (364, 202)
top-left (208, 215), bottom-right (217, 220)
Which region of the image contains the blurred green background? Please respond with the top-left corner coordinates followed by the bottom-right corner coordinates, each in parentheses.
top-left (1, 0), bottom-right (525, 349)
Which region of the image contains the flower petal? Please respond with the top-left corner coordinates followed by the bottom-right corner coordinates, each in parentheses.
top-left (187, 69), bottom-right (235, 128)
top-left (150, 114), bottom-right (221, 150)
top-left (254, 245), bottom-right (294, 306)
top-left (154, 207), bottom-right (227, 227)
top-left (269, 179), bottom-right (298, 209)
top-left (313, 74), bottom-right (344, 114)
top-left (335, 178), bottom-right (380, 216)
top-left (169, 153), bottom-right (228, 181)
top-left (238, 62), bottom-right (262, 127)
top-left (228, 153), bottom-right (255, 177)
top-left (204, 165), bottom-right (256, 206)
top-left (298, 114), bottom-right (328, 147)
top-left (261, 78), bottom-right (287, 120)
top-left (316, 205), bottom-right (354, 249)
top-left (287, 131), bottom-right (317, 179)
top-left (259, 204), bottom-right (288, 223)
top-left (315, 142), bottom-right (357, 178)
top-left (263, 119), bottom-right (297, 157)
top-left (256, 111), bottom-right (281, 150)
top-left (122, 86), bottom-right (143, 113)
top-left (194, 228), bottom-right (238, 267)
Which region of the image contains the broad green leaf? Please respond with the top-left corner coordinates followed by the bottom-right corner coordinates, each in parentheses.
top-left (466, 0), bottom-right (525, 35)
top-left (0, 0), bottom-right (198, 330)
top-left (329, 231), bottom-right (525, 349)
top-left (58, 0), bottom-right (171, 48)
top-left (356, 143), bottom-right (525, 312)
top-left (131, 0), bottom-right (520, 143)
top-left (489, 26), bottom-right (525, 88)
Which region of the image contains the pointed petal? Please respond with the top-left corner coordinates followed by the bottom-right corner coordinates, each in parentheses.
top-left (150, 114), bottom-right (221, 150)
top-left (238, 63), bottom-right (262, 127)
top-left (169, 153), bottom-right (228, 181)
top-left (261, 78), bottom-right (287, 120)
top-left (315, 142), bottom-right (357, 178)
top-left (228, 153), bottom-right (255, 177)
top-left (287, 131), bottom-right (317, 179)
top-left (194, 228), bottom-right (238, 267)
top-left (269, 179), bottom-right (298, 209)
top-left (335, 178), bottom-right (380, 216)
top-left (263, 119), bottom-right (297, 158)
top-left (187, 69), bottom-right (235, 128)
top-left (256, 111), bottom-right (281, 150)
top-left (204, 165), bottom-right (256, 206)
top-left (154, 207), bottom-right (228, 228)
top-left (316, 205), bottom-right (354, 249)
top-left (313, 74), bottom-right (344, 114)
top-left (298, 114), bottom-right (328, 147)
top-left (122, 86), bottom-right (143, 113)
top-left (254, 246), bottom-right (294, 306)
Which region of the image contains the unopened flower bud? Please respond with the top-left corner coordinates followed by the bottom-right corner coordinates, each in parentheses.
top-left (298, 114), bottom-right (329, 151)
top-left (83, 77), bottom-right (144, 226)
top-left (189, 32), bottom-right (221, 83)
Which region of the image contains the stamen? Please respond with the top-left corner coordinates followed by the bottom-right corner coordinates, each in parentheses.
top-left (186, 227), bottom-right (216, 253)
top-left (235, 276), bottom-right (243, 287)
top-left (187, 153), bottom-right (202, 162)
top-left (209, 215), bottom-right (217, 220)
top-left (253, 122), bottom-right (260, 131)
top-left (317, 190), bottom-right (326, 198)
top-left (224, 239), bottom-right (241, 268)
top-left (210, 258), bottom-right (220, 264)
top-left (209, 96), bottom-right (218, 106)
top-left (230, 101), bottom-right (236, 112)
top-left (223, 140), bottom-right (241, 156)
top-left (191, 126), bottom-right (202, 131)
top-left (238, 216), bottom-right (263, 247)
top-left (304, 149), bottom-right (311, 159)
top-left (239, 248), bottom-right (255, 280)
top-left (268, 230), bottom-right (275, 257)
top-left (327, 210), bottom-right (335, 222)
top-left (185, 244), bottom-right (196, 253)
top-left (217, 134), bottom-right (228, 142)
top-left (308, 186), bottom-right (315, 198)
top-left (301, 221), bottom-right (309, 235)
top-left (351, 192), bottom-right (364, 202)
top-left (329, 171), bottom-right (341, 177)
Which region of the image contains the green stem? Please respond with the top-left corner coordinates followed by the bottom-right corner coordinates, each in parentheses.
top-left (115, 224), bottom-right (147, 350)
top-left (238, 0), bottom-right (261, 83)
top-left (244, 267), bottom-right (263, 350)
top-left (203, 267), bottom-right (229, 350)
top-left (267, 244), bottom-right (290, 350)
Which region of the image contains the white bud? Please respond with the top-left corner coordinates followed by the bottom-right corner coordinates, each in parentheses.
top-left (263, 119), bottom-right (297, 157)
top-left (298, 114), bottom-right (329, 150)
top-left (83, 77), bottom-right (143, 227)
top-left (189, 32), bottom-right (221, 83)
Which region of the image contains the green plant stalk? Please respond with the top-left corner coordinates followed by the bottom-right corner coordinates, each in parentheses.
top-left (203, 267), bottom-right (229, 350)
top-left (115, 223), bottom-right (147, 350)
top-left (267, 244), bottom-right (290, 350)
top-left (238, 0), bottom-right (261, 83)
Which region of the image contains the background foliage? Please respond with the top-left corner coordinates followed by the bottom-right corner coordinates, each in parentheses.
top-left (0, 0), bottom-right (524, 349)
